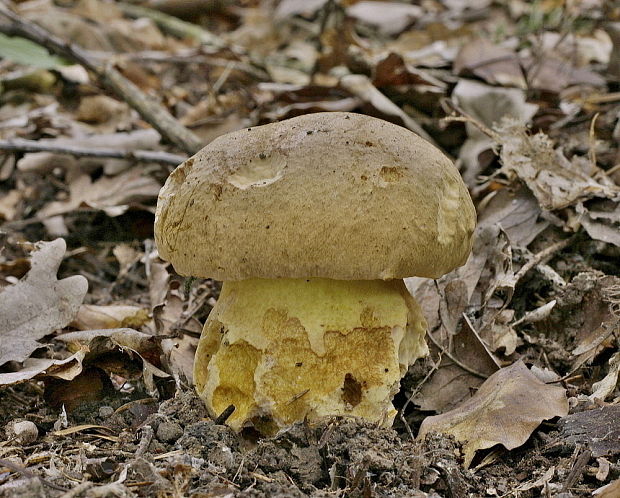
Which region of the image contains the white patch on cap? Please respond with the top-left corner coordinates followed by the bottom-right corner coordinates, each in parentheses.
top-left (228, 154), bottom-right (286, 189)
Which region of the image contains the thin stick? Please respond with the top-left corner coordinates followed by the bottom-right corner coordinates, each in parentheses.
top-left (0, 138), bottom-right (186, 165)
top-left (589, 112), bottom-right (600, 174)
top-left (117, 2), bottom-right (268, 76)
top-left (399, 351), bottom-right (442, 441)
top-left (214, 404), bottom-right (235, 425)
top-left (117, 2), bottom-right (227, 49)
top-left (514, 237), bottom-right (574, 284)
top-left (126, 50), bottom-right (268, 80)
top-left (0, 4), bottom-right (202, 155)
top-left (426, 330), bottom-right (489, 379)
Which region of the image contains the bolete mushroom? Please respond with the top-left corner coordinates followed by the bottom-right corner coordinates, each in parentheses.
top-left (155, 112), bottom-right (475, 433)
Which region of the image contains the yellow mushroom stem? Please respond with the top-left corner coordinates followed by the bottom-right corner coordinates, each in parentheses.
top-left (193, 278), bottom-right (428, 434)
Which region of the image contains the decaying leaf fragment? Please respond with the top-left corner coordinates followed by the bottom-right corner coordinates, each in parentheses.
top-left (408, 223), bottom-right (513, 412)
top-left (418, 361), bottom-right (568, 467)
top-left (57, 328), bottom-right (172, 394)
top-left (0, 239), bottom-right (88, 366)
top-left (38, 167), bottom-right (161, 218)
top-left (146, 249), bottom-right (201, 382)
top-left (576, 201), bottom-right (620, 248)
top-left (0, 350), bottom-right (86, 386)
top-left (452, 81), bottom-right (538, 185)
top-left (496, 119), bottom-right (619, 211)
top-left (72, 304), bottom-right (150, 330)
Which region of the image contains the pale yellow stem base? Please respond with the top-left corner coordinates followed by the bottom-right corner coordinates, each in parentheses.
top-left (193, 278), bottom-right (428, 433)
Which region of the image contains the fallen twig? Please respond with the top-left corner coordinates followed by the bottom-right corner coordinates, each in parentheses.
top-left (513, 237), bottom-right (575, 285)
top-left (426, 329), bottom-right (490, 379)
top-left (0, 138), bottom-right (186, 165)
top-left (0, 3), bottom-right (203, 155)
top-left (399, 350), bottom-right (442, 441)
top-left (0, 139), bottom-right (187, 166)
top-left (117, 2), bottom-right (269, 78)
top-left (126, 50), bottom-right (269, 80)
top-left (442, 99), bottom-right (500, 141)
top-left (214, 404), bottom-right (235, 425)
top-left (340, 74), bottom-right (436, 144)
top-left (118, 2), bottom-right (227, 49)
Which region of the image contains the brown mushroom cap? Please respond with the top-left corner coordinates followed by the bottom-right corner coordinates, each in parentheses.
top-left (155, 112), bottom-right (476, 281)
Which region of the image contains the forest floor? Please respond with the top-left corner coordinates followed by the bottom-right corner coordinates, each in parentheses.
top-left (1, 0), bottom-right (619, 496)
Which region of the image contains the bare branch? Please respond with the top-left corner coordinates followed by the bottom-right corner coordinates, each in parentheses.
top-left (0, 138), bottom-right (186, 166)
top-left (0, 3), bottom-right (203, 155)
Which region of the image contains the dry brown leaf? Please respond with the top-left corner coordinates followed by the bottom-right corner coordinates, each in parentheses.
top-left (407, 223), bottom-right (514, 411)
top-left (226, 7), bottom-right (281, 57)
top-left (452, 80), bottom-right (538, 186)
top-left (38, 167), bottom-right (161, 218)
top-left (25, 10), bottom-right (113, 52)
top-left (454, 38), bottom-right (525, 88)
top-left (496, 119), bottom-right (619, 211)
top-left (107, 18), bottom-right (168, 52)
top-left (72, 0), bottom-right (123, 22)
top-left (576, 201), bottom-right (620, 247)
top-left (72, 304), bottom-right (150, 331)
top-left (477, 186), bottom-right (547, 248)
top-left (146, 250), bottom-right (200, 381)
top-left (381, 22), bottom-right (472, 68)
top-left (112, 244), bottom-right (141, 279)
top-left (524, 56), bottom-right (606, 93)
top-left (340, 73), bottom-right (433, 143)
top-left (57, 328), bottom-right (172, 394)
top-left (274, 0), bottom-right (329, 19)
top-left (76, 95), bottom-right (132, 132)
top-left (44, 366), bottom-right (114, 411)
top-left (590, 352), bottom-right (620, 401)
top-left (16, 129), bottom-right (162, 175)
top-left (418, 361), bottom-right (568, 467)
top-left (537, 30), bottom-right (612, 67)
top-left (346, 2), bottom-right (422, 36)
top-left (0, 350), bottom-right (86, 386)
top-left (0, 239), bottom-right (88, 366)
top-left (413, 320), bottom-right (500, 412)
top-left (480, 309), bottom-right (518, 356)
top-left (373, 53), bottom-right (447, 90)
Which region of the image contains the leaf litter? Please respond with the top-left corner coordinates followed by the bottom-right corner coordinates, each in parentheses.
top-left (1, 0), bottom-right (620, 496)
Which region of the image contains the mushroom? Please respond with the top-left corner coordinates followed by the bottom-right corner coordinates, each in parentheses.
top-left (155, 112), bottom-right (476, 433)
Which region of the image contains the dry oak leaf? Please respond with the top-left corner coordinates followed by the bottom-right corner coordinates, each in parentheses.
top-left (418, 360), bottom-right (568, 467)
top-left (38, 167), bottom-right (161, 218)
top-left (0, 238), bottom-right (88, 366)
top-left (57, 328), bottom-right (172, 394)
top-left (0, 350), bottom-right (86, 386)
top-left (496, 119), bottom-right (619, 211)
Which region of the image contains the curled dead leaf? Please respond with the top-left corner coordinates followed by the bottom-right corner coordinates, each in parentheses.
top-left (57, 328), bottom-right (172, 395)
top-left (72, 304), bottom-right (150, 330)
top-left (418, 361), bottom-right (568, 467)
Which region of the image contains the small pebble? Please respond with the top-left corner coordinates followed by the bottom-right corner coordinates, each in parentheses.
top-left (98, 406), bottom-right (114, 418)
top-left (7, 420), bottom-right (38, 444)
top-left (156, 421), bottom-right (183, 443)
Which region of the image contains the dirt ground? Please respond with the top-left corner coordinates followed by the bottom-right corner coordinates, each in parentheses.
top-left (0, 375), bottom-right (617, 496)
top-left (2, 0), bottom-right (620, 496)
